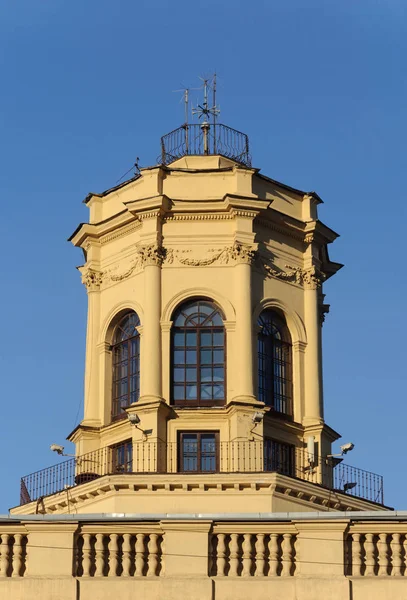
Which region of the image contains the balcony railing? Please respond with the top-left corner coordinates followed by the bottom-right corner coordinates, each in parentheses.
top-left (159, 123), bottom-right (251, 167)
top-left (19, 442), bottom-right (384, 506)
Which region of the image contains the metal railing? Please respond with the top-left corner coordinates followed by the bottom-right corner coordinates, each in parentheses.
top-left (159, 123), bottom-right (251, 166)
top-left (20, 442), bottom-right (384, 506)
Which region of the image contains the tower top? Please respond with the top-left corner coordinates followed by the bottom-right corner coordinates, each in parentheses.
top-left (160, 75), bottom-right (251, 167)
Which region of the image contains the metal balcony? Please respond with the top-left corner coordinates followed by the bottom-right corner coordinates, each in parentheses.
top-left (19, 441), bottom-right (384, 507)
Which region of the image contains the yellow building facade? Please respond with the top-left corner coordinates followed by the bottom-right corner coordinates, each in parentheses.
top-left (4, 113), bottom-right (405, 599)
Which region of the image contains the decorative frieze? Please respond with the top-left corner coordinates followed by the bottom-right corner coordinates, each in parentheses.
top-left (165, 242), bottom-right (257, 267)
top-left (81, 242), bottom-right (323, 290)
top-left (259, 257), bottom-right (324, 290)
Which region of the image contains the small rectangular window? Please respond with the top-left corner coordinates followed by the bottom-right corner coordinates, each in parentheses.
top-left (178, 431), bottom-right (219, 473)
top-left (111, 440), bottom-right (133, 473)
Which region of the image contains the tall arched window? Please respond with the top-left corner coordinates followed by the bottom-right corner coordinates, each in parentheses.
top-left (172, 300), bottom-right (225, 406)
top-left (257, 310), bottom-right (292, 416)
top-left (111, 312), bottom-right (141, 420)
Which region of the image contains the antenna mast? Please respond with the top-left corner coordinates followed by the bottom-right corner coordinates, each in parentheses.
top-left (192, 74), bottom-right (220, 155)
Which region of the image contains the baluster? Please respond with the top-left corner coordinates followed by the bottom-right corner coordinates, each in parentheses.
top-left (268, 533), bottom-right (279, 576)
top-left (0, 534), bottom-right (10, 578)
top-left (216, 534), bottom-right (226, 577)
top-left (147, 534), bottom-right (159, 576)
top-left (229, 534), bottom-right (239, 576)
top-left (135, 533), bottom-right (146, 576)
top-left (391, 533), bottom-right (402, 576)
top-left (281, 533), bottom-right (293, 577)
top-left (11, 534), bottom-right (22, 578)
top-left (122, 534), bottom-right (132, 577)
top-left (94, 533), bottom-right (104, 576)
top-left (255, 534), bottom-right (265, 577)
top-left (242, 534), bottom-right (252, 576)
top-left (108, 534), bottom-right (118, 577)
top-left (364, 533), bottom-right (375, 576)
top-left (378, 533), bottom-right (388, 576)
top-left (352, 533), bottom-right (363, 576)
top-left (82, 534), bottom-right (92, 577)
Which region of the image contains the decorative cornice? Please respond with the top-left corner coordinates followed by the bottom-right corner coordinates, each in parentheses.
top-left (100, 220), bottom-right (142, 245)
top-left (165, 213), bottom-right (234, 222)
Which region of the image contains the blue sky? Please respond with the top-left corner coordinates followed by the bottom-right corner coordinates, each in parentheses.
top-left (0, 0), bottom-right (406, 512)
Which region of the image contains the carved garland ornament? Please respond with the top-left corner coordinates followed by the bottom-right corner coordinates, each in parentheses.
top-left (260, 260), bottom-right (323, 289)
top-left (165, 242), bottom-right (257, 267)
top-left (81, 243), bottom-right (323, 290)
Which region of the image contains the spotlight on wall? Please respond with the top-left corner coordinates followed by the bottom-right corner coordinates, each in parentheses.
top-left (127, 412), bottom-right (152, 439)
top-left (327, 442), bottom-right (355, 459)
top-left (252, 412), bottom-right (264, 424)
top-left (340, 442), bottom-right (355, 455)
top-left (343, 482), bottom-right (357, 493)
top-left (50, 443), bottom-right (65, 455)
top-left (50, 444), bottom-right (76, 458)
top-left (127, 413), bottom-right (141, 426)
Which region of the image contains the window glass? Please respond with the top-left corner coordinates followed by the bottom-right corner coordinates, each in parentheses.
top-left (111, 312), bottom-right (141, 421)
top-left (257, 310), bottom-right (292, 416)
top-left (171, 300), bottom-right (226, 405)
top-left (180, 432), bottom-right (218, 473)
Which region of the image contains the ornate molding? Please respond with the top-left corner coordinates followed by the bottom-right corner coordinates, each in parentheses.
top-left (165, 214), bottom-right (234, 222)
top-left (81, 268), bottom-right (103, 291)
top-left (258, 255), bottom-right (324, 289)
top-left (164, 242), bottom-right (257, 267)
top-left (100, 220), bottom-right (142, 245)
top-left (137, 244), bottom-right (166, 267)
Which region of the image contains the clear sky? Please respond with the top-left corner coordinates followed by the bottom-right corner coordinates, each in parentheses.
top-left (0, 0), bottom-right (406, 513)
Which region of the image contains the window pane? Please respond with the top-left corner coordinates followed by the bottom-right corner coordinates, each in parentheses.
top-left (174, 350), bottom-right (185, 365)
top-left (213, 350), bottom-right (224, 363)
top-left (174, 368), bottom-right (185, 383)
top-left (213, 331), bottom-right (224, 346)
top-left (200, 384), bottom-right (212, 399)
top-left (213, 384), bottom-right (224, 399)
top-left (173, 332), bottom-right (184, 346)
top-left (200, 367), bottom-right (212, 382)
top-left (186, 368), bottom-right (197, 382)
top-left (173, 386), bottom-right (185, 400)
top-left (182, 434), bottom-right (198, 472)
top-left (186, 331), bottom-right (197, 346)
top-left (186, 385), bottom-right (197, 400)
top-left (213, 367), bottom-right (224, 381)
top-left (211, 312), bottom-right (223, 326)
top-left (201, 350), bottom-right (212, 364)
top-left (200, 331), bottom-right (212, 346)
top-left (186, 350), bottom-right (197, 364)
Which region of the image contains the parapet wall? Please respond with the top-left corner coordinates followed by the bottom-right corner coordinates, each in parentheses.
top-left (0, 512), bottom-right (406, 599)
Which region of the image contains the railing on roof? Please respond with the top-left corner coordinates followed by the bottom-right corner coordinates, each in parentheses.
top-left (159, 123), bottom-right (251, 167)
top-left (19, 441), bottom-right (384, 506)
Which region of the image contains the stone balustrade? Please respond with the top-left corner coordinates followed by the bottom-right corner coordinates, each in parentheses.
top-left (210, 528), bottom-right (297, 576)
top-left (1, 516), bottom-right (407, 599)
top-left (75, 529), bottom-right (164, 577)
top-left (347, 526), bottom-right (407, 576)
top-left (0, 529), bottom-right (27, 578)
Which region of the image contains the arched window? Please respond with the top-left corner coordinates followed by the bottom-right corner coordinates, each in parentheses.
top-left (111, 312), bottom-right (141, 420)
top-left (172, 300), bottom-right (225, 406)
top-left (257, 310), bottom-right (292, 416)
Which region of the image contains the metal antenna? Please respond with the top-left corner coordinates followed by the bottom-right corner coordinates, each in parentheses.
top-left (116, 157), bottom-right (140, 184)
top-left (192, 74), bottom-right (220, 154)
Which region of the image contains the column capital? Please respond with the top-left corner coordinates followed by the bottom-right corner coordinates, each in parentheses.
top-left (81, 267), bottom-right (103, 291)
top-left (137, 243), bottom-right (166, 267)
